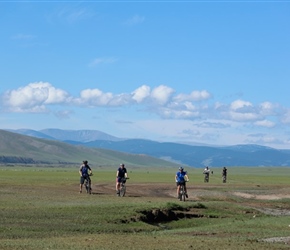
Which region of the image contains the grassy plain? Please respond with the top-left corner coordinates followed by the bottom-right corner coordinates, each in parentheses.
top-left (1, 166), bottom-right (290, 250)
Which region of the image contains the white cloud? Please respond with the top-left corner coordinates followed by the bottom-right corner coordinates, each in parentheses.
top-left (254, 119), bottom-right (275, 128)
top-left (158, 108), bottom-right (199, 119)
top-left (132, 85), bottom-right (150, 103)
top-left (260, 101), bottom-right (273, 110)
top-left (174, 90), bottom-right (211, 102)
top-left (230, 99), bottom-right (253, 111)
top-left (108, 93), bottom-right (132, 106)
top-left (2, 82), bottom-right (70, 112)
top-left (228, 111), bottom-right (260, 122)
top-left (2, 81), bottom-right (289, 148)
top-left (77, 89), bottom-right (113, 106)
top-left (259, 101), bottom-right (280, 116)
top-left (225, 99), bottom-right (260, 122)
top-left (150, 85), bottom-right (175, 105)
top-left (184, 102), bottom-right (196, 110)
top-left (1, 82), bottom-right (287, 143)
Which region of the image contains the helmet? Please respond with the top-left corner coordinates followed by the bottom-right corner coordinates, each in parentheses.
top-left (179, 167), bottom-right (184, 171)
top-left (120, 163), bottom-right (125, 167)
top-left (83, 160), bottom-right (88, 164)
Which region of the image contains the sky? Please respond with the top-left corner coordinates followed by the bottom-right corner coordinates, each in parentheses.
top-left (0, 0), bottom-right (290, 149)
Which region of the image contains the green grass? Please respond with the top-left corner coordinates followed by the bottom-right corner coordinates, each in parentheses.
top-left (1, 166), bottom-right (290, 249)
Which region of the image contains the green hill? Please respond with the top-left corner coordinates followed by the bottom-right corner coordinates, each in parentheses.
top-left (0, 129), bottom-right (179, 168)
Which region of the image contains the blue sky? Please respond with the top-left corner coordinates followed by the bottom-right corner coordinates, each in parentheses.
top-left (1, 1), bottom-right (290, 149)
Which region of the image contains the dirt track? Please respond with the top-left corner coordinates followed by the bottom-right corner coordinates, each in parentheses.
top-left (92, 183), bottom-right (175, 198)
top-left (92, 182), bottom-right (290, 204)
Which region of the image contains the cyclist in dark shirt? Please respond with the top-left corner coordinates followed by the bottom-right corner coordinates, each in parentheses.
top-left (79, 160), bottom-right (92, 193)
top-left (116, 163), bottom-right (128, 195)
top-left (222, 167), bottom-right (227, 183)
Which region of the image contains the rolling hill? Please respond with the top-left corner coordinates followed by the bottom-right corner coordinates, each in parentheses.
top-left (0, 129), bottom-right (180, 168)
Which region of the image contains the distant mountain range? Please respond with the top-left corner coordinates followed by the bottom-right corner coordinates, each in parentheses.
top-left (0, 129), bottom-right (179, 168)
top-left (7, 128), bottom-right (121, 142)
top-left (6, 128), bottom-right (290, 167)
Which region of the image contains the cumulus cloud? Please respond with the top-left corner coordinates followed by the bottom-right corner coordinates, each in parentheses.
top-left (1, 81), bottom-right (287, 139)
top-left (213, 99), bottom-right (282, 124)
top-left (153, 106), bottom-right (200, 119)
top-left (150, 85), bottom-right (175, 105)
top-left (230, 99), bottom-right (253, 111)
top-left (132, 85), bottom-right (151, 103)
top-left (76, 89), bottom-right (113, 106)
top-left (2, 82), bottom-right (70, 112)
top-left (174, 90), bottom-right (211, 102)
top-left (226, 99), bottom-right (260, 121)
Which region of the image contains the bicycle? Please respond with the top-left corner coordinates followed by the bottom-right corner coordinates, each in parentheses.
top-left (178, 180), bottom-right (188, 202)
top-left (84, 174), bottom-right (93, 194)
top-left (119, 177), bottom-right (129, 197)
top-left (222, 175), bottom-right (227, 183)
top-left (203, 172), bottom-right (210, 183)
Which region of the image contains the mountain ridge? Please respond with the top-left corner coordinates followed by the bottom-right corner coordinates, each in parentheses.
top-left (6, 128), bottom-right (290, 167)
top-left (0, 129), bottom-right (179, 167)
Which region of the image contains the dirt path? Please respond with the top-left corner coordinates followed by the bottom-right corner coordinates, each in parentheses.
top-left (93, 183), bottom-right (175, 198)
top-left (232, 191), bottom-right (290, 200)
top-left (93, 183), bottom-right (290, 203)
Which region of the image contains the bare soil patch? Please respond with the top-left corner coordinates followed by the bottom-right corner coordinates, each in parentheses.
top-left (92, 183), bottom-right (175, 198)
top-left (232, 191), bottom-right (290, 201)
top-left (259, 237), bottom-right (290, 245)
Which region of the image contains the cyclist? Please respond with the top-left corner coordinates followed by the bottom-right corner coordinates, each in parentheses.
top-left (203, 166), bottom-right (211, 182)
top-left (79, 160), bottom-right (92, 193)
top-left (222, 167), bottom-right (227, 183)
top-left (175, 167), bottom-right (189, 198)
top-left (116, 163), bottom-right (128, 195)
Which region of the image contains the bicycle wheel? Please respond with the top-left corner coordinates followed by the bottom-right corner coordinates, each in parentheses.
top-left (85, 181), bottom-right (89, 193)
top-left (223, 176), bottom-right (227, 183)
top-left (119, 184), bottom-right (126, 197)
top-left (85, 180), bottom-right (91, 194)
top-left (179, 186), bottom-right (185, 201)
top-left (182, 193), bottom-right (186, 201)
